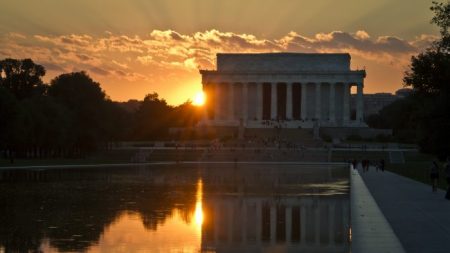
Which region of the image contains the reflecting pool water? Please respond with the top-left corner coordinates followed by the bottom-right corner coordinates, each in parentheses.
top-left (0, 164), bottom-right (350, 253)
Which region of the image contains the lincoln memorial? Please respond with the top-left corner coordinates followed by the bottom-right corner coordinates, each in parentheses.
top-left (200, 53), bottom-right (366, 129)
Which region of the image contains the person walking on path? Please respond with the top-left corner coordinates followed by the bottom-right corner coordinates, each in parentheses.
top-left (379, 159), bottom-right (385, 172)
top-left (430, 161), bottom-right (440, 192)
top-left (445, 157), bottom-right (450, 200)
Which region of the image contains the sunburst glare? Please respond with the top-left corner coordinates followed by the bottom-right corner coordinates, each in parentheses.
top-left (192, 91), bottom-right (205, 106)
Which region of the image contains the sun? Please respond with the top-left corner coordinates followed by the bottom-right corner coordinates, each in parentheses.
top-left (192, 91), bottom-right (205, 106)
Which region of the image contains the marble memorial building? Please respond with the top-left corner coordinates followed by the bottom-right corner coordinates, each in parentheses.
top-left (200, 53), bottom-right (366, 128)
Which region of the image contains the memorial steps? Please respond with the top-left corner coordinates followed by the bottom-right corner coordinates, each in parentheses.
top-left (244, 128), bottom-right (322, 147)
top-left (142, 147), bottom-right (329, 163)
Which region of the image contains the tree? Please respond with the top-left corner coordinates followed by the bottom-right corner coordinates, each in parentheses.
top-left (403, 1), bottom-right (450, 159)
top-left (170, 101), bottom-right (203, 128)
top-left (0, 58), bottom-right (46, 99)
top-left (0, 87), bottom-right (20, 150)
top-left (48, 72), bottom-right (111, 153)
top-left (366, 95), bottom-right (420, 143)
top-left (431, 1), bottom-right (450, 50)
top-left (132, 93), bottom-right (173, 140)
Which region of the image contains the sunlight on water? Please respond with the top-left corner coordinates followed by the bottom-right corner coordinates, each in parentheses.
top-left (0, 165), bottom-right (350, 253)
top-left (194, 178), bottom-right (204, 229)
top-left (39, 178), bottom-right (206, 253)
top-left (37, 180), bottom-right (207, 253)
top-left (41, 211), bottom-right (202, 253)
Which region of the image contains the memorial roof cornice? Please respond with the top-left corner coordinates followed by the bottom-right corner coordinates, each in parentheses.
top-left (200, 69), bottom-right (366, 77)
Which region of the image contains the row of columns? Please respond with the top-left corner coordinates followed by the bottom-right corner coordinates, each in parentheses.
top-left (211, 82), bottom-right (364, 124)
top-left (203, 199), bottom-right (349, 246)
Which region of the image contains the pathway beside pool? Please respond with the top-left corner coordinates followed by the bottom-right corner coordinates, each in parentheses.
top-left (351, 167), bottom-right (405, 253)
top-left (358, 167), bottom-right (450, 253)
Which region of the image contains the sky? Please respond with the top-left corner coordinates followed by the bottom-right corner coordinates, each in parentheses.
top-left (0, 0), bottom-right (440, 105)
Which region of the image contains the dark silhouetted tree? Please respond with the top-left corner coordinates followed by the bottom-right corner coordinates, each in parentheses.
top-left (132, 93), bottom-right (173, 140)
top-left (0, 58), bottom-right (46, 99)
top-left (48, 71), bottom-right (124, 154)
top-left (403, 1), bottom-right (450, 159)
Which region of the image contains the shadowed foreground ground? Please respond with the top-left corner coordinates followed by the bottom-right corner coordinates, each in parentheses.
top-left (359, 167), bottom-right (450, 253)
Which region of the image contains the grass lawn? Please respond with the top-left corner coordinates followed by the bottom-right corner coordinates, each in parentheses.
top-left (387, 152), bottom-right (448, 190)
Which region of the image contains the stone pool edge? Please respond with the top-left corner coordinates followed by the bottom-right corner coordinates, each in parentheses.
top-left (350, 167), bottom-right (405, 253)
top-left (0, 161), bottom-right (349, 170)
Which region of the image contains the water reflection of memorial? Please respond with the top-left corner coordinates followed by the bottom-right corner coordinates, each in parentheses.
top-left (0, 164), bottom-right (349, 253)
top-left (200, 165), bottom-right (350, 253)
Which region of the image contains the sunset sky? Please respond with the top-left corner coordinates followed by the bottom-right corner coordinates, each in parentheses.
top-left (0, 0), bottom-right (439, 105)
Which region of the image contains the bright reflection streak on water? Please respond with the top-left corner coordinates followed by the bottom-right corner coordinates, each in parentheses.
top-left (194, 178), bottom-right (204, 230)
top-left (0, 164), bottom-right (350, 253)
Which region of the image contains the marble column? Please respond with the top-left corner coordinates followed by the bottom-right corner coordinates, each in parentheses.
top-left (270, 206), bottom-right (276, 244)
top-left (215, 83), bottom-right (221, 120)
top-left (243, 83), bottom-right (248, 122)
top-left (286, 83), bottom-right (293, 120)
top-left (257, 83), bottom-right (263, 121)
top-left (315, 83), bottom-right (321, 120)
top-left (315, 205), bottom-right (320, 245)
top-left (329, 83), bottom-right (335, 123)
top-left (356, 82), bottom-right (364, 123)
top-left (229, 83), bottom-right (234, 121)
top-left (228, 202), bottom-right (233, 242)
top-left (286, 207), bottom-right (292, 243)
top-left (300, 205), bottom-right (306, 243)
top-left (328, 201), bottom-right (335, 245)
top-left (301, 83), bottom-right (307, 120)
top-left (271, 83), bottom-right (277, 120)
top-left (202, 84), bottom-right (209, 121)
top-left (256, 201), bottom-right (262, 243)
top-left (242, 202), bottom-right (247, 242)
top-left (343, 83), bottom-right (350, 124)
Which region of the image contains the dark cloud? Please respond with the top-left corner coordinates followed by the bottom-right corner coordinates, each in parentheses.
top-left (77, 54), bottom-right (92, 61)
top-left (89, 66), bottom-right (110, 76)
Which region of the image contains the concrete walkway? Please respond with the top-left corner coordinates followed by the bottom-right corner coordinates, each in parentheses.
top-left (359, 167), bottom-right (450, 253)
top-left (351, 168), bottom-right (405, 253)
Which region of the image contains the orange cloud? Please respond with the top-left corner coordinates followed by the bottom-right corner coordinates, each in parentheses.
top-left (0, 29), bottom-right (435, 104)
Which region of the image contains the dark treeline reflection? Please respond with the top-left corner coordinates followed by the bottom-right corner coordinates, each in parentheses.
top-left (0, 165), bottom-right (198, 252)
top-left (0, 58), bottom-right (203, 160)
top-left (0, 164), bottom-right (349, 252)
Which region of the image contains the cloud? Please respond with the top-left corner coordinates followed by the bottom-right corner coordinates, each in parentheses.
top-left (136, 55), bottom-right (153, 65)
top-left (89, 66), bottom-right (110, 76)
top-left (0, 29), bottom-right (437, 103)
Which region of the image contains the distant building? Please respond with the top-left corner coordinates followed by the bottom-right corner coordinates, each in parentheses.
top-left (350, 88), bottom-right (413, 117)
top-left (395, 88), bottom-right (413, 98)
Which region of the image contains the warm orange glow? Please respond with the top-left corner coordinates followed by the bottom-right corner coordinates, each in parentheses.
top-left (192, 91), bottom-right (205, 106)
top-left (194, 179), bottom-right (203, 228)
top-left (40, 211), bottom-right (202, 252)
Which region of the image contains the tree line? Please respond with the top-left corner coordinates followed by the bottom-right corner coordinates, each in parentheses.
top-left (367, 1), bottom-right (450, 160)
top-left (0, 59), bottom-right (202, 160)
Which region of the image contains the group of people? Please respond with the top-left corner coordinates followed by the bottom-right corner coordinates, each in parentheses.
top-left (351, 158), bottom-right (385, 172)
top-left (430, 157), bottom-right (450, 200)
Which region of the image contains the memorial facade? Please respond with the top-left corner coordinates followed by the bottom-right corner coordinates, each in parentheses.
top-left (200, 53), bottom-right (366, 128)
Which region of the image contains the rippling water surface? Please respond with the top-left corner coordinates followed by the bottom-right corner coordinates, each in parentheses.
top-left (0, 164), bottom-right (350, 253)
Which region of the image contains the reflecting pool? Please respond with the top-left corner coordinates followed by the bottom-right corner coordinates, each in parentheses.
top-left (0, 164), bottom-right (350, 253)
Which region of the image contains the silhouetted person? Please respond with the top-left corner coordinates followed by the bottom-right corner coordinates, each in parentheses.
top-left (445, 157), bottom-right (450, 200)
top-left (362, 159), bottom-right (369, 172)
top-left (379, 159), bottom-right (385, 172)
top-left (9, 150), bottom-right (14, 164)
top-left (352, 159), bottom-right (357, 170)
top-left (430, 161), bottom-right (440, 192)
